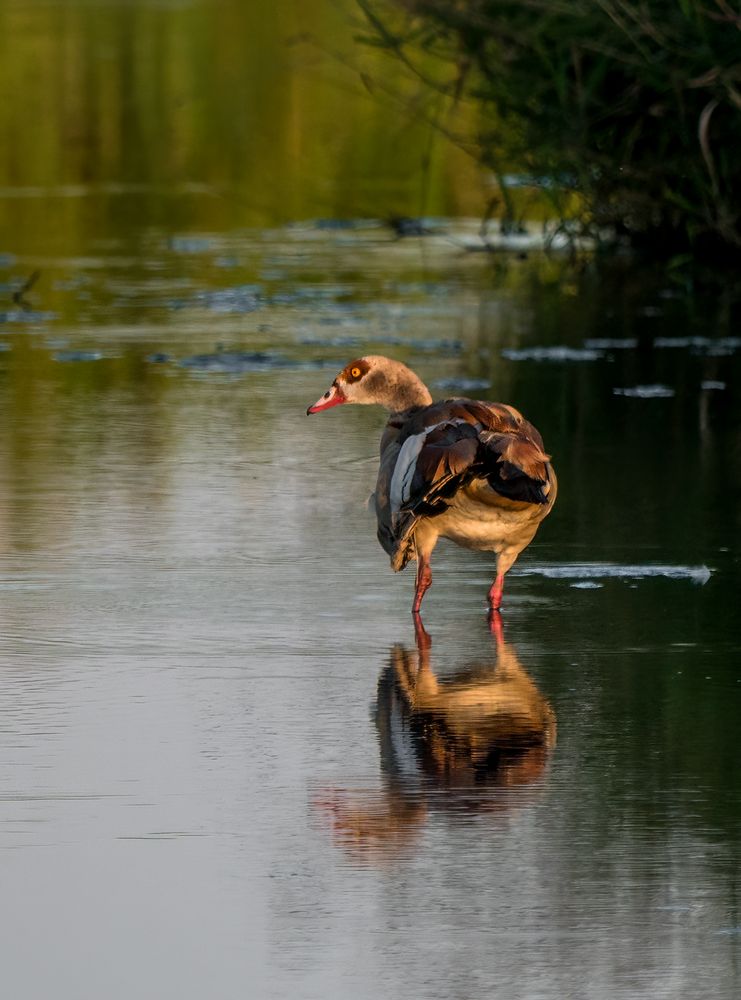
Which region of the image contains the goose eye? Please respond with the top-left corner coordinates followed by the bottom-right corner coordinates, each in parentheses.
top-left (351, 367), bottom-right (361, 378)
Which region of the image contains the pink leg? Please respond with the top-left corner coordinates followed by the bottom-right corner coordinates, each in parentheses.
top-left (412, 555), bottom-right (432, 614)
top-left (488, 571), bottom-right (505, 611)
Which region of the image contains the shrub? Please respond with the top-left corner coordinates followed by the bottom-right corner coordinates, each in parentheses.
top-left (357, 0), bottom-right (741, 257)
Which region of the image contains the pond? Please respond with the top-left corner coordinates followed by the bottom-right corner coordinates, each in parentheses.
top-left (1, 2), bottom-right (740, 999)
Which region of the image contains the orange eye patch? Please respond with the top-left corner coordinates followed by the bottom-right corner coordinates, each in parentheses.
top-left (351, 367), bottom-right (361, 378)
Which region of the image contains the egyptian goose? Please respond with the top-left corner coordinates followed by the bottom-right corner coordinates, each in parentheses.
top-left (307, 356), bottom-right (556, 613)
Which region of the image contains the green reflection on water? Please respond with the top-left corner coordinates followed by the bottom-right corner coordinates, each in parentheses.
top-left (0, 0), bottom-right (483, 251)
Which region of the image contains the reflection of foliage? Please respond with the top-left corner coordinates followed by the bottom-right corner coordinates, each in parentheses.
top-left (357, 0), bottom-right (741, 257)
top-left (0, 0), bottom-right (484, 229)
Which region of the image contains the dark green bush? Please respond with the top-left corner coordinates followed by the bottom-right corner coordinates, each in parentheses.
top-left (358, 0), bottom-right (741, 257)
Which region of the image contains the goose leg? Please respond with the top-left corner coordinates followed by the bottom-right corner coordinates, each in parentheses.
top-left (489, 549), bottom-right (520, 611)
top-left (488, 572), bottom-right (505, 611)
top-left (412, 555), bottom-right (432, 614)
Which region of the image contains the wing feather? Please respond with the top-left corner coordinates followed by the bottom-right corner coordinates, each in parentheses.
top-left (374, 399), bottom-right (554, 571)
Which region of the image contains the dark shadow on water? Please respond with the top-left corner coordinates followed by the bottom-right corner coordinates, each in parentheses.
top-left (315, 614), bottom-right (556, 864)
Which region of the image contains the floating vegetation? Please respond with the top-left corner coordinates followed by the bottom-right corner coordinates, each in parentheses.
top-left (300, 334), bottom-right (462, 354)
top-left (502, 346), bottom-right (603, 362)
top-left (386, 216), bottom-right (441, 237)
top-left (177, 350), bottom-right (289, 373)
top-left (433, 377), bottom-right (491, 392)
top-left (53, 275), bottom-right (92, 291)
top-left (394, 337), bottom-right (461, 352)
top-left (613, 385), bottom-right (675, 399)
top-left (315, 316), bottom-right (359, 326)
top-left (168, 235), bottom-right (215, 253)
top-left (584, 338), bottom-right (638, 350)
top-left (300, 335), bottom-right (365, 348)
top-left (303, 218), bottom-right (381, 231)
top-left (390, 281), bottom-right (454, 296)
top-left (191, 286), bottom-right (262, 314)
top-left (458, 229), bottom-right (589, 252)
top-left (55, 349), bottom-right (106, 363)
top-left (0, 309), bottom-right (56, 323)
top-left (516, 563), bottom-right (712, 585)
top-left (654, 336), bottom-right (741, 355)
top-left (176, 350), bottom-right (338, 374)
top-left (270, 284), bottom-right (356, 305)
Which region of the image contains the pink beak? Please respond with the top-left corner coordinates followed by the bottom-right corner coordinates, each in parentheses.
top-left (307, 383), bottom-right (346, 415)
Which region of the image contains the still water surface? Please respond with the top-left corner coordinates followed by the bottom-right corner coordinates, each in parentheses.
top-left (2, 213), bottom-right (740, 1000)
top-left (1, 2), bottom-right (741, 999)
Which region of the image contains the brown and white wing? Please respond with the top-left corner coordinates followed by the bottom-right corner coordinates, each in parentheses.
top-left (374, 400), bottom-right (554, 571)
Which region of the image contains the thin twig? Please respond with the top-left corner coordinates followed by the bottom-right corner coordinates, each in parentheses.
top-left (698, 98), bottom-right (720, 194)
top-left (12, 270), bottom-right (41, 310)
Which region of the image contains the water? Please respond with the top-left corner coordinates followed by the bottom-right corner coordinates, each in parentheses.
top-left (2, 3), bottom-right (741, 999)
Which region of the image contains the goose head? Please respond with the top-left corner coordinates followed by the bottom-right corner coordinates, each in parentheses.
top-left (306, 355), bottom-right (432, 415)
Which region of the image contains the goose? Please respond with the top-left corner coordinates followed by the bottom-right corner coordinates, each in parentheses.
top-left (307, 356), bottom-right (556, 613)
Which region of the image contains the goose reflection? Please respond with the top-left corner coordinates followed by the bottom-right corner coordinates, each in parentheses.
top-left (317, 614), bottom-right (556, 862)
